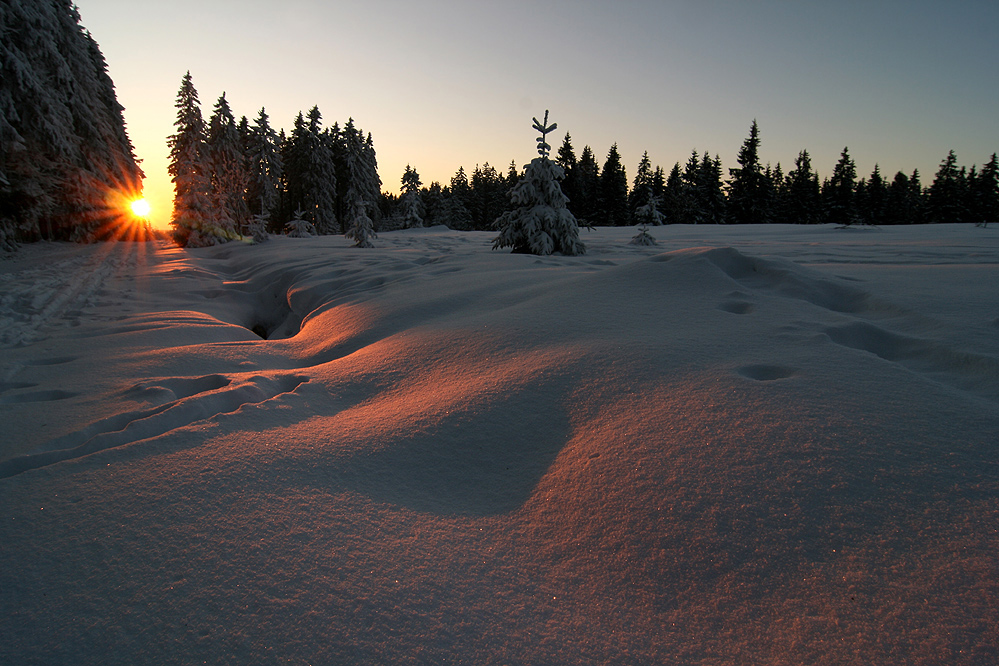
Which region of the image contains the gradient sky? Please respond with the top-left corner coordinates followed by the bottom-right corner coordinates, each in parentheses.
top-left (72, 0), bottom-right (998, 230)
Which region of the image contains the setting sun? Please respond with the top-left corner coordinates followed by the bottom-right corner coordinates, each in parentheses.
top-left (130, 198), bottom-right (151, 218)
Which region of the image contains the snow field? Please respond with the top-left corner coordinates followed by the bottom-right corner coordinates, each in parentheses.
top-left (1, 224), bottom-right (998, 665)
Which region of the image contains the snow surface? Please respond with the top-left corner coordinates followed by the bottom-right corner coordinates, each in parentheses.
top-left (1, 224), bottom-right (998, 665)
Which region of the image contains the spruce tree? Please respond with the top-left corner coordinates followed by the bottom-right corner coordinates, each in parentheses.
top-left (206, 93), bottom-right (249, 239)
top-left (599, 143), bottom-right (629, 226)
top-left (698, 152), bottom-right (726, 225)
top-left (1, 0), bottom-right (141, 247)
top-left (167, 71), bottom-right (212, 245)
top-left (399, 164), bottom-right (424, 228)
top-left (629, 151), bottom-right (654, 219)
top-left (574, 145), bottom-right (600, 225)
top-left (555, 133), bottom-right (578, 213)
top-left (926, 150), bottom-right (966, 224)
top-left (726, 120), bottom-right (770, 224)
top-left (864, 165), bottom-right (887, 226)
top-left (245, 107), bottom-right (283, 225)
top-left (342, 118), bottom-right (381, 237)
top-left (825, 147), bottom-right (858, 226)
top-left (493, 111), bottom-right (584, 255)
top-left (660, 162), bottom-right (684, 225)
top-left (972, 153), bottom-right (998, 227)
top-left (784, 150), bottom-right (821, 224)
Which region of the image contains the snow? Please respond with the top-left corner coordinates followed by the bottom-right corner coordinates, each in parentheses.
top-left (2, 223), bottom-right (998, 665)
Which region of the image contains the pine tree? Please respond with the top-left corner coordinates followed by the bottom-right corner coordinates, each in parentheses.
top-left (206, 93), bottom-right (249, 239)
top-left (285, 207), bottom-right (315, 237)
top-left (972, 153), bottom-right (998, 227)
top-left (784, 150), bottom-right (821, 224)
top-left (726, 120), bottom-right (770, 224)
top-left (629, 151), bottom-right (654, 219)
top-left (284, 108), bottom-right (338, 234)
top-left (245, 107), bottom-right (283, 225)
top-left (469, 163), bottom-right (505, 230)
top-left (825, 147), bottom-right (857, 226)
top-left (660, 162), bottom-right (684, 225)
top-left (1, 0), bottom-right (141, 247)
top-left (926, 150), bottom-right (967, 224)
top-left (399, 164), bottom-right (424, 228)
top-left (555, 133), bottom-right (578, 213)
top-left (574, 145), bottom-right (600, 225)
top-left (345, 193), bottom-right (376, 247)
top-left (698, 152), bottom-right (726, 225)
top-left (863, 164), bottom-right (887, 226)
top-left (342, 118), bottom-right (381, 237)
top-left (599, 143), bottom-right (629, 226)
top-left (493, 111), bottom-right (584, 255)
top-left (439, 167), bottom-right (473, 230)
top-left (167, 71), bottom-right (212, 245)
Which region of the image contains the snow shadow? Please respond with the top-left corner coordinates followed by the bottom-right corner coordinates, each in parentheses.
top-left (321, 389), bottom-right (572, 516)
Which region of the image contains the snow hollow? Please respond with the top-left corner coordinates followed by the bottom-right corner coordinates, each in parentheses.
top-left (1, 223), bottom-right (998, 665)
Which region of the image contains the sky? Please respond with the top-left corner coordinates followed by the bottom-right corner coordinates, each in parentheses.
top-left (72, 0), bottom-right (999, 230)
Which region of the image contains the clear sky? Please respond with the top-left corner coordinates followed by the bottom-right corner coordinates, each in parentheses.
top-left (73, 0), bottom-right (999, 230)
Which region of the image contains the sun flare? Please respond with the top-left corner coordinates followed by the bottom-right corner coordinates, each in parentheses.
top-left (130, 198), bottom-right (151, 218)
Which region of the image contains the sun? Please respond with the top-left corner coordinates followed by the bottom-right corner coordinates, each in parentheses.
top-left (130, 198), bottom-right (151, 218)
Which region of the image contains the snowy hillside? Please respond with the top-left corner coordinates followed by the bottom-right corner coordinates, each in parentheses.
top-left (2, 224), bottom-right (998, 665)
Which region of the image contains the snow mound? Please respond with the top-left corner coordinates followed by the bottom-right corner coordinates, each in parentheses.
top-left (1, 226), bottom-right (998, 665)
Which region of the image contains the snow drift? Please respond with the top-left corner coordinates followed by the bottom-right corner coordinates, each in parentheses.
top-left (1, 224), bottom-right (997, 665)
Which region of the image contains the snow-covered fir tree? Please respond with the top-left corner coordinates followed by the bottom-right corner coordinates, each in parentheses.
top-left (633, 186), bottom-right (665, 226)
top-left (493, 111), bottom-right (585, 256)
top-left (283, 108), bottom-right (337, 235)
top-left (167, 72), bottom-right (212, 245)
top-left (399, 165), bottom-right (424, 228)
top-left (285, 207), bottom-right (315, 237)
top-left (245, 107), bottom-right (283, 226)
top-left (206, 93), bottom-right (250, 240)
top-left (342, 119), bottom-right (382, 239)
top-left (1, 0), bottom-right (142, 249)
top-left (630, 225), bottom-right (658, 245)
top-left (345, 194), bottom-right (376, 248)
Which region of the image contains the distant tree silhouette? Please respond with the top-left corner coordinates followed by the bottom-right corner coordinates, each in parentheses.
top-left (599, 143), bottom-right (629, 226)
top-left (726, 120), bottom-right (771, 224)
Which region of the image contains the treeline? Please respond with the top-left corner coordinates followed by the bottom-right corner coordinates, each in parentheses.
top-left (389, 120), bottom-right (998, 230)
top-left (0, 0), bottom-right (144, 251)
top-left (168, 73), bottom-right (380, 247)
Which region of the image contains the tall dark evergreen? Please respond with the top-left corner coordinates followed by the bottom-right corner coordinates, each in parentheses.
top-left (469, 163), bottom-right (506, 230)
top-left (926, 150), bottom-right (967, 224)
top-left (697, 152), bottom-right (726, 224)
top-left (972, 153), bottom-right (998, 227)
top-left (438, 167), bottom-right (473, 230)
top-left (660, 163), bottom-right (684, 225)
top-left (783, 150), bottom-right (821, 224)
top-left (283, 108), bottom-right (338, 234)
top-left (555, 133), bottom-right (579, 215)
top-left (2, 0), bottom-right (143, 249)
top-left (206, 93), bottom-right (250, 238)
top-left (167, 71), bottom-right (212, 244)
top-left (824, 147), bottom-right (857, 226)
top-left (574, 145), bottom-right (600, 225)
top-left (245, 107), bottom-right (283, 226)
top-left (862, 165), bottom-right (887, 226)
top-left (726, 120), bottom-right (770, 224)
top-left (599, 143), bottom-right (629, 226)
